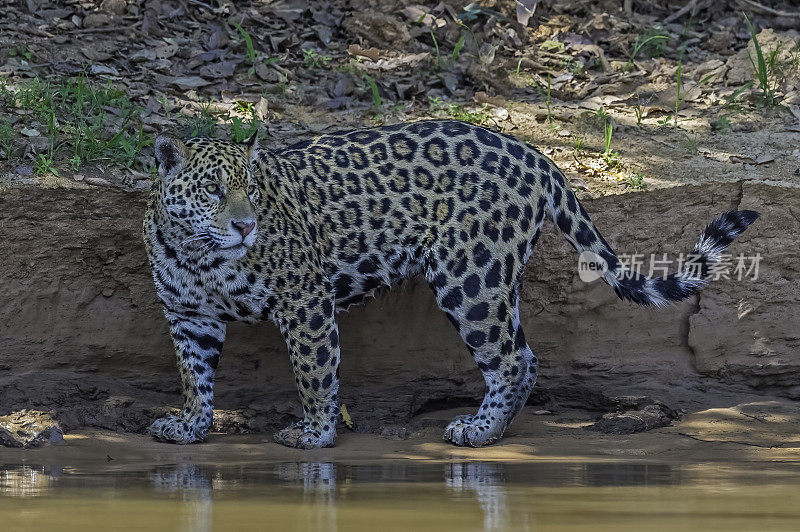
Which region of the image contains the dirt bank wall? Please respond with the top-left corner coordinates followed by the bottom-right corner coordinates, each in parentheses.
top-left (0, 182), bottom-right (795, 433)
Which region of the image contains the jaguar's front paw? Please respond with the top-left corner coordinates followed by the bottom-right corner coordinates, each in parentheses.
top-left (148, 415), bottom-right (207, 444)
top-left (274, 421), bottom-right (335, 449)
top-left (444, 414), bottom-right (502, 447)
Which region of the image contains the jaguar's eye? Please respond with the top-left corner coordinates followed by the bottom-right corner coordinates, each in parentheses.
top-left (204, 183), bottom-right (221, 195)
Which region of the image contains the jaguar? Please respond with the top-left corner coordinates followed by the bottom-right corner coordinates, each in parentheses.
top-left (143, 119), bottom-right (758, 448)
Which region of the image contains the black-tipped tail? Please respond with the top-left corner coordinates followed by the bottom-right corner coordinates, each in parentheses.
top-left (608, 210), bottom-right (759, 307)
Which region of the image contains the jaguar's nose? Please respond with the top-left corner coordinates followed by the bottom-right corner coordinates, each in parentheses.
top-left (231, 220), bottom-right (256, 238)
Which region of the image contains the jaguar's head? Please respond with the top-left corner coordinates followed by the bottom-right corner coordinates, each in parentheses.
top-left (154, 134), bottom-right (260, 259)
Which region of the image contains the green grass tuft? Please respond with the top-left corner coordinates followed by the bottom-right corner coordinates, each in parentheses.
top-left (302, 49), bottom-right (331, 69)
top-left (0, 74), bottom-right (152, 175)
top-left (743, 13), bottom-right (782, 107)
top-left (234, 23), bottom-right (256, 65)
top-left (0, 119), bottom-right (13, 159)
top-left (362, 73), bottom-right (382, 109)
top-left (625, 172), bottom-right (646, 190)
top-left (626, 32), bottom-right (667, 71)
top-left (452, 35), bottom-right (466, 62)
top-left (428, 96), bottom-right (490, 125)
top-left (534, 74), bottom-right (553, 123)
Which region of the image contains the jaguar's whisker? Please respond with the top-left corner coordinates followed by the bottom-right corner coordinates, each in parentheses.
top-left (182, 233), bottom-right (211, 247)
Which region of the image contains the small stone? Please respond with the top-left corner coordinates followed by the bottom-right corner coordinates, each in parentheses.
top-left (27, 136), bottom-right (51, 154)
top-left (102, 288), bottom-right (115, 297)
top-left (82, 12), bottom-right (112, 28)
top-left (588, 403), bottom-right (678, 435)
top-left (380, 425), bottom-right (410, 439)
top-left (14, 164), bottom-right (34, 176)
top-left (491, 107), bottom-right (509, 120)
top-left (558, 129), bottom-right (571, 137)
top-left (73, 173), bottom-right (85, 182)
top-left (0, 411), bottom-right (63, 448)
top-left (100, 0), bottom-right (127, 15)
top-left (85, 176), bottom-right (112, 186)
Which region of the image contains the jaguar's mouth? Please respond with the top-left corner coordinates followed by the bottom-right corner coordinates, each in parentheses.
top-left (220, 242), bottom-right (250, 251)
top-left (217, 242), bottom-right (250, 259)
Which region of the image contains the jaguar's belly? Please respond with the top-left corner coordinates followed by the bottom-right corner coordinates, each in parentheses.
top-left (327, 239), bottom-right (426, 310)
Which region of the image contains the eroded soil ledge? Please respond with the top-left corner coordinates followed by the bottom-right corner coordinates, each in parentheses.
top-left (0, 181), bottom-right (796, 440)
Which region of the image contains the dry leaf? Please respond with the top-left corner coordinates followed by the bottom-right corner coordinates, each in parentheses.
top-left (341, 404), bottom-right (355, 430)
top-left (90, 64), bottom-right (120, 76)
top-left (82, 49), bottom-right (112, 62)
top-left (169, 76), bottom-right (212, 89)
top-left (130, 49), bottom-right (157, 63)
top-left (347, 44), bottom-right (381, 62)
top-left (474, 91), bottom-right (507, 107)
top-left (516, 0), bottom-right (539, 26)
top-left (254, 97), bottom-right (269, 119)
top-left (358, 52), bottom-right (430, 71)
top-left (268, 0), bottom-right (308, 24)
top-left (402, 5), bottom-right (446, 28)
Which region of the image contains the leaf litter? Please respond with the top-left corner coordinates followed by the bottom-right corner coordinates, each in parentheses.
top-left (0, 0), bottom-right (798, 193)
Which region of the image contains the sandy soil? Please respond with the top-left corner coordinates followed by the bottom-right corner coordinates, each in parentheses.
top-left (3, 400), bottom-right (800, 466)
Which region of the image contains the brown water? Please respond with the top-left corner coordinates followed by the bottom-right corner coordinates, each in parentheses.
top-left (2, 460), bottom-right (800, 531)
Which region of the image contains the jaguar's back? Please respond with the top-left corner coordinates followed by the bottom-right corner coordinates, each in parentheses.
top-left (277, 120), bottom-right (558, 310)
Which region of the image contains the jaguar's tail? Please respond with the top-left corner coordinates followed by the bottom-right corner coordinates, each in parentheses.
top-left (604, 210), bottom-right (759, 306)
top-left (543, 164), bottom-right (759, 307)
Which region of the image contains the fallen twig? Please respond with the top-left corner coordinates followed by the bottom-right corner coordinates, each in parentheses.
top-left (677, 432), bottom-right (790, 448)
top-left (187, 0), bottom-right (214, 10)
top-left (664, 0), bottom-right (713, 24)
top-left (69, 21), bottom-right (143, 35)
top-left (738, 0), bottom-right (800, 18)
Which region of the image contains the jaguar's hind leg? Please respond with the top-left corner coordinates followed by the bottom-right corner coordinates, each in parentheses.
top-left (428, 269), bottom-right (538, 447)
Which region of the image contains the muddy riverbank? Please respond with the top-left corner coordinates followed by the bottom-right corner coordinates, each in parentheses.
top-left (1, 180), bottom-right (796, 442)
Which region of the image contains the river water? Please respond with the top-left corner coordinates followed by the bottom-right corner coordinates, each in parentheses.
top-left (2, 460), bottom-right (800, 531)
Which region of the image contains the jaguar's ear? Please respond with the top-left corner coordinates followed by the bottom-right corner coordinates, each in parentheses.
top-left (154, 135), bottom-right (187, 178)
top-left (241, 130), bottom-right (259, 158)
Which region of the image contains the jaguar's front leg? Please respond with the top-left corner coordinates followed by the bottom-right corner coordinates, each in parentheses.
top-left (149, 309), bottom-right (225, 444)
top-left (274, 298), bottom-right (341, 449)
